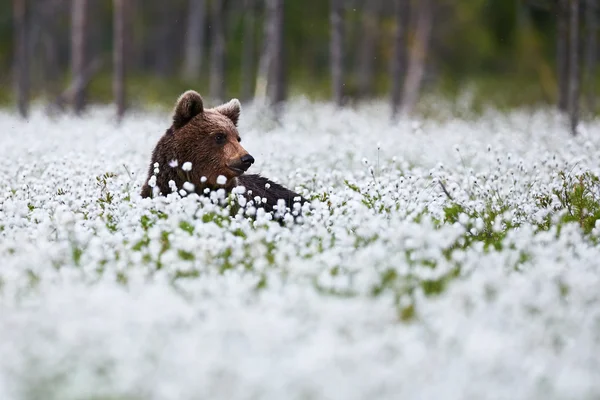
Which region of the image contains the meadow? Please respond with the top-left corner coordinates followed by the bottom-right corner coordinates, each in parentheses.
top-left (1, 97), bottom-right (600, 400)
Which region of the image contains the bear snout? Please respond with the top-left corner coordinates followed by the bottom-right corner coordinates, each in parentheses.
top-left (228, 153), bottom-right (255, 174)
top-left (240, 154), bottom-right (255, 167)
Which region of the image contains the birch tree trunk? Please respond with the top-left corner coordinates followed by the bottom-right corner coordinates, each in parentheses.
top-left (241, 0), bottom-right (255, 101)
top-left (585, 0), bottom-right (597, 113)
top-left (113, 0), bottom-right (126, 120)
top-left (557, 0), bottom-right (569, 112)
top-left (13, 0), bottom-right (30, 118)
top-left (330, 0), bottom-right (344, 107)
top-left (568, 0), bottom-right (580, 135)
top-left (42, 1), bottom-right (61, 99)
top-left (356, 0), bottom-right (382, 99)
top-left (254, 1), bottom-right (270, 102)
top-left (267, 0), bottom-right (285, 108)
top-left (402, 0), bottom-right (432, 114)
top-left (209, 0), bottom-right (226, 103)
top-left (390, 0), bottom-right (410, 119)
top-left (182, 0), bottom-right (206, 82)
top-left (71, 0), bottom-right (88, 114)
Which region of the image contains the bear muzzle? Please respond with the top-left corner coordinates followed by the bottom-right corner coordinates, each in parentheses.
top-left (227, 153), bottom-right (255, 175)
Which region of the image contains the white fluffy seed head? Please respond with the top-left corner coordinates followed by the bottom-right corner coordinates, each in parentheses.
top-left (183, 182), bottom-right (195, 192)
top-left (216, 175), bottom-right (227, 185)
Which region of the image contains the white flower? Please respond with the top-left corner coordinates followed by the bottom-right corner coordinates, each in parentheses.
top-left (148, 175), bottom-right (157, 188)
top-left (216, 175), bottom-right (227, 185)
top-left (169, 159), bottom-right (178, 168)
top-left (183, 182), bottom-right (195, 192)
top-left (182, 162), bottom-right (192, 172)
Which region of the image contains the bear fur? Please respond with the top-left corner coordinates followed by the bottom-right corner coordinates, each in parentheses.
top-left (140, 90), bottom-right (309, 216)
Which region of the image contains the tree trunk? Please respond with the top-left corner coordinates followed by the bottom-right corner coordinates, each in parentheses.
top-left (568, 0), bottom-right (580, 135)
top-left (113, 0), bottom-right (126, 120)
top-left (240, 0), bottom-right (255, 101)
top-left (585, 0), bottom-right (597, 113)
top-left (182, 0), bottom-right (206, 82)
top-left (41, 1), bottom-right (61, 99)
top-left (255, 1), bottom-right (270, 102)
top-left (152, 2), bottom-right (175, 77)
top-left (209, 0), bottom-right (226, 103)
top-left (13, 0), bottom-right (30, 118)
top-left (390, 0), bottom-right (410, 119)
top-left (402, 0), bottom-right (432, 114)
top-left (267, 0), bottom-right (285, 108)
top-left (356, 0), bottom-right (382, 99)
top-left (71, 0), bottom-right (88, 114)
top-left (557, 0), bottom-right (569, 111)
top-left (330, 0), bottom-right (344, 107)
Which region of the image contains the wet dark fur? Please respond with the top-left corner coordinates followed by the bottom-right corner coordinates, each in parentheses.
top-left (237, 173), bottom-right (308, 214)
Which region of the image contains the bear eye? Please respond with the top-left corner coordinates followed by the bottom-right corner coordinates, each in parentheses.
top-left (215, 133), bottom-right (226, 145)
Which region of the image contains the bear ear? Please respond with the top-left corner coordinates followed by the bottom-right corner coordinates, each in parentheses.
top-left (172, 90), bottom-right (204, 129)
top-left (214, 98), bottom-right (241, 126)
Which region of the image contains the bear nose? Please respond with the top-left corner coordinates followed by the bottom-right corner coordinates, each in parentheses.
top-left (240, 154), bottom-right (255, 168)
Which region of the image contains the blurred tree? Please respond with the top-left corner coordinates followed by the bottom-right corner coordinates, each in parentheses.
top-left (390, 0), bottom-right (410, 119)
top-left (557, 0), bottom-right (569, 112)
top-left (402, 0), bottom-right (433, 114)
top-left (71, 0), bottom-right (88, 114)
top-left (255, 0), bottom-right (285, 110)
top-left (182, 0), bottom-right (206, 82)
top-left (585, 0), bottom-right (597, 113)
top-left (113, 0), bottom-right (126, 120)
top-left (267, 0), bottom-right (286, 108)
top-left (40, 0), bottom-right (63, 99)
top-left (210, 0), bottom-right (226, 102)
top-left (255, 0), bottom-right (269, 102)
top-left (356, 0), bottom-right (382, 99)
top-left (13, 0), bottom-right (29, 118)
top-left (240, 0), bottom-right (256, 101)
top-left (568, 0), bottom-right (580, 134)
top-left (330, 0), bottom-right (344, 106)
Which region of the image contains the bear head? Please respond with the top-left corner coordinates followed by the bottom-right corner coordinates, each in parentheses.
top-left (141, 90), bottom-right (255, 198)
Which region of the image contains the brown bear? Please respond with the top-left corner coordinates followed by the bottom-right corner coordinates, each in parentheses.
top-left (140, 90), bottom-right (309, 217)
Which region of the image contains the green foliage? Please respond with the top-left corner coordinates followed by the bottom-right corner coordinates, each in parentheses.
top-left (539, 171), bottom-right (600, 236)
top-left (177, 250), bottom-right (195, 261)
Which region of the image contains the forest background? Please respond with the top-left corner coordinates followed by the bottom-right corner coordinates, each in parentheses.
top-left (2, 0), bottom-right (598, 129)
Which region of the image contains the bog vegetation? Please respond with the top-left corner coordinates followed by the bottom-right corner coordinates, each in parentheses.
top-left (0, 100), bottom-right (599, 399)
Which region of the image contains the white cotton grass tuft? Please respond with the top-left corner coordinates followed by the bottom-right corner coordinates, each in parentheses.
top-left (0, 101), bottom-right (599, 400)
top-left (216, 175), bottom-right (227, 185)
top-left (183, 182), bottom-right (195, 192)
top-left (182, 161), bottom-right (192, 172)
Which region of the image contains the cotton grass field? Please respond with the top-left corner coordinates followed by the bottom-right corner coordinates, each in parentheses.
top-left (1, 99), bottom-right (600, 400)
